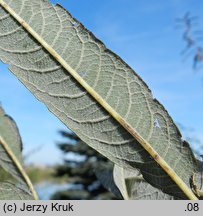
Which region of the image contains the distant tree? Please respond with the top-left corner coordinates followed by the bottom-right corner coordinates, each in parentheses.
top-left (175, 13), bottom-right (203, 158)
top-left (176, 12), bottom-right (203, 70)
top-left (177, 123), bottom-right (203, 159)
top-left (51, 130), bottom-right (121, 200)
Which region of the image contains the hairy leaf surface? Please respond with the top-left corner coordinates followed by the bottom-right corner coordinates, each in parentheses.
top-left (95, 166), bottom-right (123, 199)
top-left (0, 182), bottom-right (32, 200)
top-left (0, 0), bottom-right (200, 199)
top-left (0, 106), bottom-right (35, 199)
top-left (114, 165), bottom-right (176, 200)
top-left (0, 106), bottom-right (24, 182)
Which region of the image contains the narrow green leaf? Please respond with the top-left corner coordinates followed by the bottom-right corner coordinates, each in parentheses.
top-left (0, 0), bottom-right (200, 199)
top-left (0, 106), bottom-right (37, 199)
top-left (0, 182), bottom-right (33, 200)
top-left (0, 106), bottom-right (24, 182)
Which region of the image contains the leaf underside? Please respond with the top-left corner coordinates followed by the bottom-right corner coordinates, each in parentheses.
top-left (95, 165), bottom-right (123, 199)
top-left (0, 106), bottom-right (33, 199)
top-left (114, 165), bottom-right (177, 200)
top-left (0, 0), bottom-right (200, 199)
top-left (0, 106), bottom-right (24, 182)
top-left (0, 182), bottom-right (32, 200)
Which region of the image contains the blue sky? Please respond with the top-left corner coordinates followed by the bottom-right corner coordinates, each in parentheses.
top-left (0, 0), bottom-right (203, 165)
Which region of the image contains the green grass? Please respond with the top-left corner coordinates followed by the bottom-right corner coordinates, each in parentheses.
top-left (26, 166), bottom-right (67, 184)
top-left (0, 166), bottom-right (67, 184)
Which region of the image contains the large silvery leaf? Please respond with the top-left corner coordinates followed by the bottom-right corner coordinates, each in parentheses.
top-left (0, 0), bottom-right (200, 199)
top-left (113, 165), bottom-right (176, 200)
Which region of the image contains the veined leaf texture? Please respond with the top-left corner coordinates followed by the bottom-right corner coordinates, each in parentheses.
top-left (113, 165), bottom-right (176, 200)
top-left (0, 0), bottom-right (200, 199)
top-left (0, 106), bottom-right (35, 199)
top-left (0, 181), bottom-right (32, 199)
top-left (0, 106), bottom-right (23, 182)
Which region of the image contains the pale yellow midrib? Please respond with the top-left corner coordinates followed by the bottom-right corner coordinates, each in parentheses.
top-left (0, 0), bottom-right (198, 200)
top-left (0, 136), bottom-right (38, 200)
